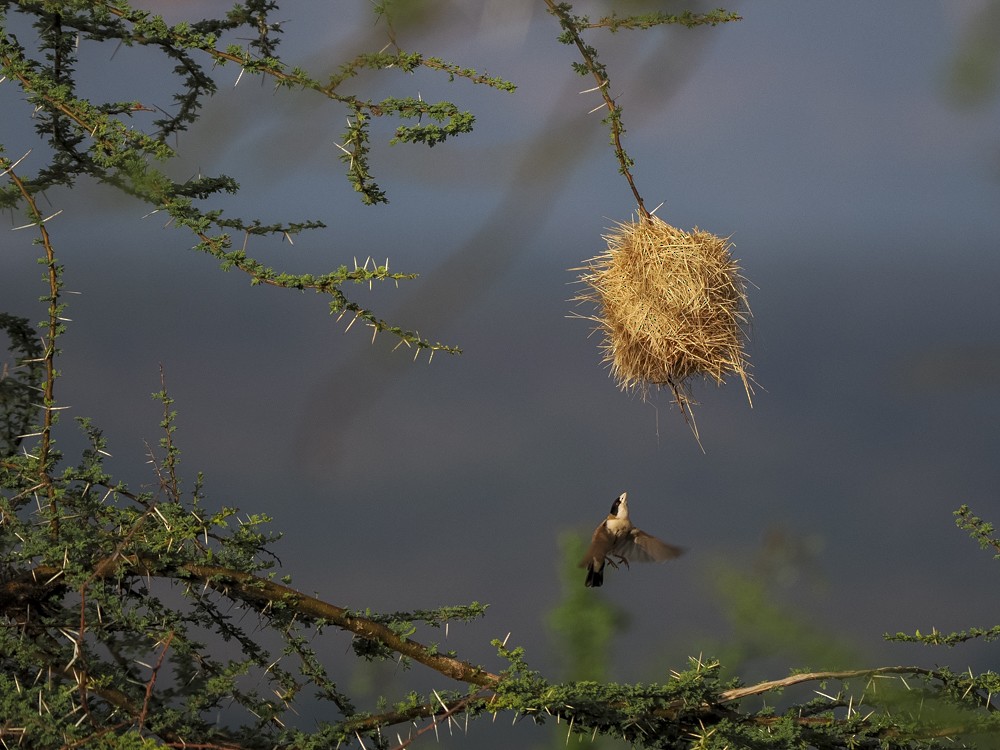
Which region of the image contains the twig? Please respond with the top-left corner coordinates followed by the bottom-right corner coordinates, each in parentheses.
top-left (719, 666), bottom-right (939, 703)
top-left (138, 631), bottom-right (175, 731)
top-left (390, 691), bottom-right (487, 749)
top-left (543, 0), bottom-right (649, 218)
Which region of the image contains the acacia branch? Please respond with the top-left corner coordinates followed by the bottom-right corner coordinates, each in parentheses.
top-left (138, 630), bottom-right (175, 731)
top-left (18, 560), bottom-right (500, 687)
top-left (718, 666), bottom-right (939, 703)
top-left (340, 689), bottom-right (493, 741)
top-left (2, 161), bottom-right (61, 527)
top-left (6, 562), bottom-right (996, 744)
top-left (177, 560), bottom-right (501, 686)
top-left (543, 0), bottom-right (648, 217)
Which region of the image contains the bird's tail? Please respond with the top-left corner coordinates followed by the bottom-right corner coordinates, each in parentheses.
top-left (585, 563), bottom-right (604, 587)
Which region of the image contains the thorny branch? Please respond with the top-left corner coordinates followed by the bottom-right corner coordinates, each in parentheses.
top-left (543, 0), bottom-right (650, 217)
top-left (4, 558), bottom-right (993, 742)
top-left (543, 3), bottom-right (740, 221)
top-left (19, 560), bottom-right (500, 687)
top-left (2, 164), bottom-right (58, 472)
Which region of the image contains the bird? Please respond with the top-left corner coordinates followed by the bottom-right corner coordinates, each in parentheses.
top-left (580, 491), bottom-right (683, 587)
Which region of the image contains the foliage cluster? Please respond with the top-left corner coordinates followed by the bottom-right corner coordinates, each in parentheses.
top-left (2, 2), bottom-right (999, 749)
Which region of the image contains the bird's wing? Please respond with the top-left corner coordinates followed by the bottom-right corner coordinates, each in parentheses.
top-left (622, 529), bottom-right (684, 563)
top-left (580, 523), bottom-right (616, 567)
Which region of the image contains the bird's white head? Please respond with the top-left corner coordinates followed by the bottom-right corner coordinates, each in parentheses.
top-left (609, 491), bottom-right (629, 519)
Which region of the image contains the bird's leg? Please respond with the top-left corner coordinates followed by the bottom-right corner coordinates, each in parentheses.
top-left (604, 557), bottom-right (621, 571)
top-left (613, 555), bottom-right (630, 570)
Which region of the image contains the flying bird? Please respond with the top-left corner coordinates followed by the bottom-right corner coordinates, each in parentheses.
top-left (581, 491), bottom-right (683, 587)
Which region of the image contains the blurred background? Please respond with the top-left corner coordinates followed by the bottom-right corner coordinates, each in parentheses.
top-left (2, 0), bottom-right (999, 742)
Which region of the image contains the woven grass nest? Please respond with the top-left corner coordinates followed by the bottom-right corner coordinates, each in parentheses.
top-left (574, 214), bottom-right (753, 421)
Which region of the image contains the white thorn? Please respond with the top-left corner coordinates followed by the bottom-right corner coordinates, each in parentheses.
top-left (1, 149), bottom-right (32, 176)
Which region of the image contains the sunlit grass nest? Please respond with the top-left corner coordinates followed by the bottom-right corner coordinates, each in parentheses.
top-left (573, 214), bottom-right (753, 419)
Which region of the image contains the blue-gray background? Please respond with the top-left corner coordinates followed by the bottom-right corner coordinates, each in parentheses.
top-left (2, 0), bottom-right (999, 734)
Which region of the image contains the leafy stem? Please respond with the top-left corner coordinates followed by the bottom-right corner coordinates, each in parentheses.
top-left (1, 159), bottom-right (62, 525)
top-left (1, 1), bottom-right (516, 355)
top-left (543, 2), bottom-right (740, 218)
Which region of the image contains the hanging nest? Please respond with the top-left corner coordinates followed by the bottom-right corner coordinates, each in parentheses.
top-left (573, 213), bottom-right (753, 427)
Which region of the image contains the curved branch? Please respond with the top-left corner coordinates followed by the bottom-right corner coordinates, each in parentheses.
top-left (19, 560), bottom-right (500, 687)
top-left (543, 0), bottom-right (648, 217)
top-left (179, 560), bottom-right (501, 685)
top-left (719, 666), bottom-right (939, 703)
top-left (1, 162), bottom-right (61, 528)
